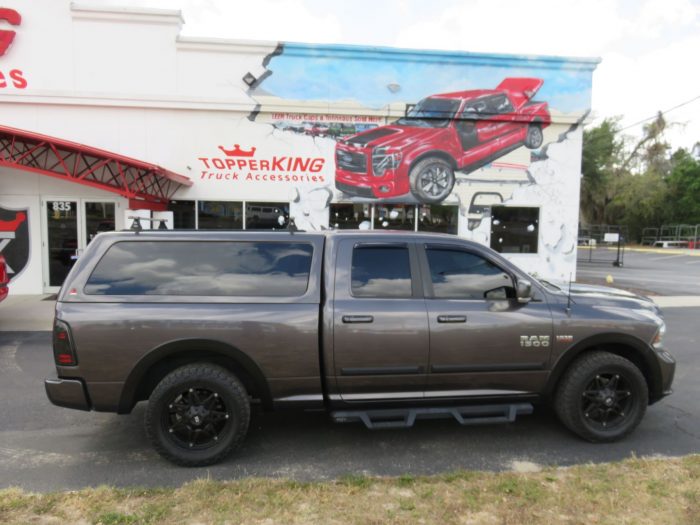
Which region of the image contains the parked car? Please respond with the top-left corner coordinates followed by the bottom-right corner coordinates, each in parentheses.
top-left (0, 254), bottom-right (8, 303)
top-left (335, 78), bottom-right (551, 203)
top-left (46, 230), bottom-right (674, 466)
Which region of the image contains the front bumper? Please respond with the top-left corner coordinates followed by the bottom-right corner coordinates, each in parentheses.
top-left (44, 377), bottom-right (91, 411)
top-left (652, 347), bottom-right (676, 402)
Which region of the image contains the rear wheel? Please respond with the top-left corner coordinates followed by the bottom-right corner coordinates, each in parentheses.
top-left (409, 157), bottom-right (455, 204)
top-left (524, 123), bottom-right (543, 149)
top-left (145, 363), bottom-right (250, 467)
top-left (554, 351), bottom-right (647, 442)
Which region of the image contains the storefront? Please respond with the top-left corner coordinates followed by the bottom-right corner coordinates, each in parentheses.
top-left (0, 2), bottom-right (598, 294)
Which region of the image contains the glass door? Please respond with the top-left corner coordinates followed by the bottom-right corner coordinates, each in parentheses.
top-left (45, 200), bottom-right (79, 287)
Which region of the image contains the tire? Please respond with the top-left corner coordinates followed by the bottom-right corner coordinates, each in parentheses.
top-left (409, 157), bottom-right (455, 204)
top-left (145, 363), bottom-right (250, 467)
top-left (524, 123), bottom-right (543, 149)
top-left (554, 351), bottom-right (648, 443)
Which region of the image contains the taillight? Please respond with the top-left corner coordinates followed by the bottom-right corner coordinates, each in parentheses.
top-left (53, 320), bottom-right (77, 366)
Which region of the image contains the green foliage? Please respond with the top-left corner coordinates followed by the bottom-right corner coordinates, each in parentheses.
top-left (580, 113), bottom-right (698, 241)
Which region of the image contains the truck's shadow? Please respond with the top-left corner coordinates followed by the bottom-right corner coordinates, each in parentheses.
top-left (86, 400), bottom-right (690, 482)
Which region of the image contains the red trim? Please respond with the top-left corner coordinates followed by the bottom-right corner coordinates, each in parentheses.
top-left (0, 124), bottom-right (191, 207)
top-left (128, 198), bottom-right (167, 212)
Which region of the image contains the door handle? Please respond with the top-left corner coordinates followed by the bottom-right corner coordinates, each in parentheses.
top-left (437, 315), bottom-right (467, 323)
top-left (342, 315), bottom-right (374, 324)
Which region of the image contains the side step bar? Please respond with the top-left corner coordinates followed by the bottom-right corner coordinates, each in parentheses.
top-left (331, 403), bottom-right (533, 430)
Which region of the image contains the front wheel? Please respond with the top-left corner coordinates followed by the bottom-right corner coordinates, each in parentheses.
top-left (145, 363), bottom-right (250, 467)
top-left (409, 157), bottom-right (455, 204)
top-left (554, 351), bottom-right (648, 442)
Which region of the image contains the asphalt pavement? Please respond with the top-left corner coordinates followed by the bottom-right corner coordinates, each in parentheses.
top-left (577, 247), bottom-right (700, 296)
top-left (0, 304), bottom-right (698, 491)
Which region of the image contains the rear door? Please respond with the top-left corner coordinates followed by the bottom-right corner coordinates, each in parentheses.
top-left (418, 243), bottom-right (553, 399)
top-left (332, 239), bottom-right (430, 401)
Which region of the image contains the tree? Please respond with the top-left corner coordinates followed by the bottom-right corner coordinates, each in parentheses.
top-left (580, 118), bottom-right (623, 224)
top-left (665, 150), bottom-right (700, 225)
top-left (580, 112), bottom-right (674, 241)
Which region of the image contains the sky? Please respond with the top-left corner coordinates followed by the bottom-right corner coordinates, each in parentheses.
top-left (131, 0), bottom-right (698, 151)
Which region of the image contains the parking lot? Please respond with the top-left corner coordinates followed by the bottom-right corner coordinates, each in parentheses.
top-left (1, 247), bottom-right (698, 492)
top-left (577, 247), bottom-right (700, 296)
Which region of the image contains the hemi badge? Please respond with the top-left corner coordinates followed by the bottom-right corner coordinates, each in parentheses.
top-left (556, 335), bottom-right (574, 343)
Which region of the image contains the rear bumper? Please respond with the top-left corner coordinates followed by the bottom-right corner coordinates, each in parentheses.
top-left (44, 377), bottom-right (91, 411)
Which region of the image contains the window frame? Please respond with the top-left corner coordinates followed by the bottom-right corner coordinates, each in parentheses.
top-left (417, 242), bottom-right (517, 301)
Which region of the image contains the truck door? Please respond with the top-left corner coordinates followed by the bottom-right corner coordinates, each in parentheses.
top-left (417, 243), bottom-right (553, 398)
top-left (332, 239), bottom-right (430, 402)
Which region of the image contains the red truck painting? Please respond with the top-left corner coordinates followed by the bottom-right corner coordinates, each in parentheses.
top-left (335, 78), bottom-right (550, 204)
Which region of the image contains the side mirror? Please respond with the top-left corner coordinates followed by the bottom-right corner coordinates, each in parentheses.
top-left (516, 279), bottom-right (533, 304)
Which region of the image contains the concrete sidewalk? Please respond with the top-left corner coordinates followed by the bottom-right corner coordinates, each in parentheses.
top-left (1, 292), bottom-right (698, 332)
top-left (0, 295), bottom-right (55, 331)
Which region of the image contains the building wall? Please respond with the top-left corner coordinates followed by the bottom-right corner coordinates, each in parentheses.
top-left (0, 1), bottom-right (598, 294)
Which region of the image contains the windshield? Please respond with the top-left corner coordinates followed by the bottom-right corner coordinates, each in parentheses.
top-left (396, 97), bottom-right (460, 128)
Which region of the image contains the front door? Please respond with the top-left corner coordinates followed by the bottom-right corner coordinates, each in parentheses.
top-left (42, 199), bottom-right (119, 292)
top-left (418, 243), bottom-right (553, 399)
top-left (332, 239), bottom-right (429, 402)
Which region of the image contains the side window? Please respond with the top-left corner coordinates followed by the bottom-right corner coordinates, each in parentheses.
top-left (425, 248), bottom-right (513, 300)
top-left (491, 95), bottom-right (514, 114)
top-left (351, 246), bottom-right (412, 298)
top-left (84, 241), bottom-right (313, 296)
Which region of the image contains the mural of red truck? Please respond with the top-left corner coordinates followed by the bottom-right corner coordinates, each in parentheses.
top-left (335, 77), bottom-right (550, 204)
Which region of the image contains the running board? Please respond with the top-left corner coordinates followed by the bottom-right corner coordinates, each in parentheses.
top-left (331, 403), bottom-right (533, 430)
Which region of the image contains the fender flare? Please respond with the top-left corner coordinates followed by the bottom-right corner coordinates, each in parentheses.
top-left (545, 332), bottom-right (662, 400)
top-left (117, 338), bottom-right (272, 413)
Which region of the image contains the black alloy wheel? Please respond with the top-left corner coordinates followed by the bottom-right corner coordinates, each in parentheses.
top-left (554, 351), bottom-right (647, 443)
top-left (580, 372), bottom-right (633, 431)
top-left (163, 386), bottom-right (230, 450)
top-left (146, 363), bottom-right (250, 467)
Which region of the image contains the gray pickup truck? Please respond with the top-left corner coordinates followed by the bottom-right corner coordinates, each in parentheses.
top-left (45, 230), bottom-right (675, 466)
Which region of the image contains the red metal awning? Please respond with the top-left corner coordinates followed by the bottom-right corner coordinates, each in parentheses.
top-left (0, 124), bottom-right (192, 211)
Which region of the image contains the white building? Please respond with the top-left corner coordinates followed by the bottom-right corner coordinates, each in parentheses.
top-left (0, 1), bottom-right (598, 294)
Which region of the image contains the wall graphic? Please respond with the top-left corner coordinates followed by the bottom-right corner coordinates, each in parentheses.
top-left (179, 42), bottom-right (596, 279)
top-left (0, 206), bottom-right (28, 281)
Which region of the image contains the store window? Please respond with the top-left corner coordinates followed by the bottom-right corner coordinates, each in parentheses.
top-left (198, 201), bottom-right (242, 229)
top-left (169, 200), bottom-right (196, 229)
top-left (245, 202), bottom-right (289, 230)
top-left (85, 202), bottom-right (115, 243)
top-left (490, 206), bottom-right (539, 254)
top-left (374, 204), bottom-right (414, 231)
top-left (418, 205), bottom-right (458, 234)
top-left (329, 203), bottom-right (371, 229)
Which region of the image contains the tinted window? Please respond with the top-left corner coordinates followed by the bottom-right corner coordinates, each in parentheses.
top-left (426, 248), bottom-right (512, 299)
top-left (85, 241), bottom-right (313, 296)
top-left (351, 246), bottom-right (412, 298)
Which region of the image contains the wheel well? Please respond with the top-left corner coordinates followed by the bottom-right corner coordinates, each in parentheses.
top-left (409, 151), bottom-right (457, 173)
top-left (119, 342), bottom-right (273, 414)
top-left (549, 343), bottom-right (658, 401)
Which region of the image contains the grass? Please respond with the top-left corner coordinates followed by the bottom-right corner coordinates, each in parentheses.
top-left (1, 455), bottom-right (699, 524)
